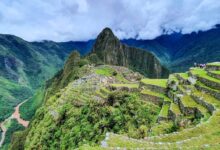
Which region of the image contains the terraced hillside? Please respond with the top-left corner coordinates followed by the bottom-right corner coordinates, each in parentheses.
top-left (95, 62), bottom-right (220, 149)
top-left (10, 60), bottom-right (220, 149)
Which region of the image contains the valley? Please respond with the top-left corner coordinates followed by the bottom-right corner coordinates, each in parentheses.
top-left (0, 98), bottom-right (29, 149)
top-left (0, 0), bottom-right (220, 149)
top-left (8, 28), bottom-right (220, 149)
top-left (0, 27), bottom-right (220, 149)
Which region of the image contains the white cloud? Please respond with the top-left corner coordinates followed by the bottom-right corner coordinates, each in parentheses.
top-left (0, 0), bottom-right (219, 41)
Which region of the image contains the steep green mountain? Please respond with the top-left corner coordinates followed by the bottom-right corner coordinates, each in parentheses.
top-left (11, 47), bottom-right (220, 149)
top-left (2, 26), bottom-right (220, 149)
top-left (11, 51), bottom-right (162, 149)
top-left (90, 28), bottom-right (169, 78)
top-left (8, 28), bottom-right (170, 149)
top-left (0, 34), bottom-right (93, 121)
top-left (122, 25), bottom-right (220, 72)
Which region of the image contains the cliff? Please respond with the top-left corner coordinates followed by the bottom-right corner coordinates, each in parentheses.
top-left (91, 28), bottom-right (169, 78)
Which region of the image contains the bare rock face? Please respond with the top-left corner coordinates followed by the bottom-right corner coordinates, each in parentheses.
top-left (91, 28), bottom-right (169, 78)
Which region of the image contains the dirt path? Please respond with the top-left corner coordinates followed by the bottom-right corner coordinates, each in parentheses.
top-left (12, 99), bottom-right (29, 127)
top-left (0, 99), bottom-right (29, 147)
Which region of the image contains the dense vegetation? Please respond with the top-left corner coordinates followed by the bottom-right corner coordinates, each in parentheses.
top-left (25, 91), bottom-right (159, 149)
top-left (1, 119), bottom-right (25, 150)
top-left (3, 25), bottom-right (219, 149)
top-left (9, 49), bottom-right (166, 149)
top-left (19, 88), bottom-right (45, 120)
top-left (0, 77), bottom-right (32, 122)
top-left (0, 34), bottom-right (93, 122)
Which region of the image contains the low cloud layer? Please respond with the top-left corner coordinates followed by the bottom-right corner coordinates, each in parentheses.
top-left (0, 0), bottom-right (220, 41)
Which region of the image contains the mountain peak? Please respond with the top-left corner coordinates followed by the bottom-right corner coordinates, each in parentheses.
top-left (101, 27), bottom-right (114, 35)
top-left (91, 28), bottom-right (169, 78)
top-left (91, 27), bottom-right (119, 53)
top-left (97, 27), bottom-right (118, 41)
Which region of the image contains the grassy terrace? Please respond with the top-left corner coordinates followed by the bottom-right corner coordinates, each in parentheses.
top-left (170, 103), bottom-right (181, 115)
top-left (177, 85), bottom-right (186, 93)
top-left (193, 90), bottom-right (220, 108)
top-left (141, 79), bottom-right (167, 88)
top-left (110, 83), bottom-right (139, 88)
top-left (210, 70), bottom-right (220, 75)
top-left (106, 109), bottom-right (220, 148)
top-left (169, 74), bottom-right (178, 82)
top-left (96, 90), bottom-right (107, 99)
top-left (196, 81), bottom-right (220, 93)
top-left (141, 89), bottom-right (171, 102)
top-left (159, 104), bottom-right (170, 117)
top-left (100, 87), bottom-right (111, 94)
top-left (95, 66), bottom-right (128, 83)
top-left (181, 95), bottom-right (208, 115)
top-left (105, 91), bottom-right (220, 148)
top-left (190, 68), bottom-right (220, 84)
top-left (178, 73), bottom-right (189, 80)
top-left (207, 62), bottom-right (220, 67)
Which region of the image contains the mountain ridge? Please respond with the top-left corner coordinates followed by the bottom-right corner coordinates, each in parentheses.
top-left (90, 27), bottom-right (169, 78)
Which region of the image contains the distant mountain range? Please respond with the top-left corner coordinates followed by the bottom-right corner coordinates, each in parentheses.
top-left (122, 24), bottom-right (220, 72)
top-left (0, 25), bottom-right (220, 121)
top-left (0, 34), bottom-right (93, 121)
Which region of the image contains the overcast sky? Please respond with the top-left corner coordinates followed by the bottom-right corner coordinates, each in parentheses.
top-left (0, 0), bottom-right (220, 41)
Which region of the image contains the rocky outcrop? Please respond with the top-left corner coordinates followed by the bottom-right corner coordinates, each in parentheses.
top-left (91, 28), bottom-right (169, 78)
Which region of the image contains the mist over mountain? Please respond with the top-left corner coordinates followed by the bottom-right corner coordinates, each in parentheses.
top-left (0, 25), bottom-right (220, 149)
top-left (122, 24), bottom-right (220, 72)
top-left (0, 34), bottom-right (93, 121)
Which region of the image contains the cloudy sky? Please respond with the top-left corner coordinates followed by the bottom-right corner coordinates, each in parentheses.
top-left (0, 0), bottom-right (220, 41)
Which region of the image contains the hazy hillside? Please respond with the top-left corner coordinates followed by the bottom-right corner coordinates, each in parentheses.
top-left (122, 25), bottom-right (220, 72)
top-left (0, 34), bottom-right (93, 122)
top-left (10, 28), bottom-right (168, 149)
top-left (9, 28), bottom-right (220, 149)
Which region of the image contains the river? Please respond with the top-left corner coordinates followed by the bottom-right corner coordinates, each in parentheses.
top-left (0, 99), bottom-right (29, 148)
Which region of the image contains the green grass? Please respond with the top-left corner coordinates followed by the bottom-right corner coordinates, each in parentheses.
top-left (95, 66), bottom-right (129, 83)
top-left (181, 95), bottom-right (198, 107)
top-left (141, 79), bottom-right (167, 88)
top-left (141, 89), bottom-right (171, 103)
top-left (100, 87), bottom-right (111, 95)
top-left (193, 90), bottom-right (220, 108)
top-left (159, 104), bottom-right (170, 117)
top-left (111, 84), bottom-right (139, 88)
top-left (190, 68), bottom-right (220, 84)
top-left (95, 90), bottom-right (107, 99)
top-left (196, 81), bottom-right (220, 93)
top-left (178, 73), bottom-right (189, 79)
top-left (210, 70), bottom-right (220, 75)
top-left (181, 95), bottom-right (208, 115)
top-left (169, 74), bottom-right (178, 82)
top-left (95, 66), bottom-right (115, 76)
top-left (207, 62), bottom-right (220, 67)
top-left (170, 103), bottom-right (181, 115)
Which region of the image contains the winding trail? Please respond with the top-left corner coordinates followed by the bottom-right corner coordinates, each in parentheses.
top-left (0, 99), bottom-right (29, 148)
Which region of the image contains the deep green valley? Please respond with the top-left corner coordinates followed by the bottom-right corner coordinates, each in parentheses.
top-left (0, 27), bottom-right (220, 150)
